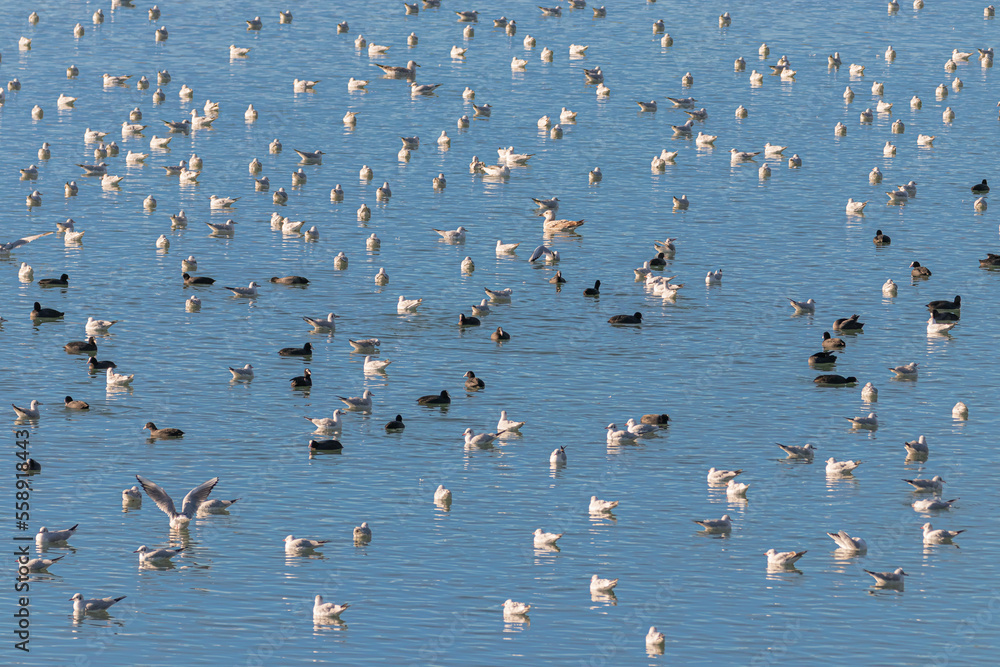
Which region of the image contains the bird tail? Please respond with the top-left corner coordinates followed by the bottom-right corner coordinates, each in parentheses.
top-left (69, 524), bottom-right (79, 531)
top-left (114, 596), bottom-right (127, 602)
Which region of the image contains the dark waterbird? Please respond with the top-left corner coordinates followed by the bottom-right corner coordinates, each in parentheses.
top-left (290, 368), bottom-right (312, 388)
top-left (64, 336), bottom-right (98, 353)
top-left (182, 272), bottom-right (215, 285)
top-left (833, 315), bottom-right (864, 330)
top-left (926, 295), bottom-right (960, 310)
top-left (309, 439), bottom-right (343, 451)
top-left (464, 371), bottom-right (485, 390)
top-left (980, 253), bottom-right (1000, 268)
top-left (143, 422), bottom-right (185, 438)
top-left (39, 273), bottom-right (69, 287)
top-left (279, 342), bottom-right (312, 356)
top-left (31, 302), bottom-right (64, 319)
top-left (640, 414), bottom-right (670, 425)
top-left (609, 312), bottom-right (643, 324)
top-left (64, 396), bottom-right (89, 409)
top-left (417, 390), bottom-right (451, 405)
top-left (809, 351), bottom-right (838, 364)
top-left (814, 375), bottom-right (858, 386)
top-left (822, 332), bottom-right (846, 348)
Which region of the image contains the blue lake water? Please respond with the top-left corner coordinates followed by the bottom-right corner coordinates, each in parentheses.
top-left (3, 0), bottom-right (1000, 664)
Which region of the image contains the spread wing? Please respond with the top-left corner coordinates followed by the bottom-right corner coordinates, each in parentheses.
top-left (528, 245), bottom-right (552, 262)
top-left (136, 475), bottom-right (178, 518)
top-left (2, 231), bottom-right (54, 251)
top-left (180, 477), bottom-right (220, 517)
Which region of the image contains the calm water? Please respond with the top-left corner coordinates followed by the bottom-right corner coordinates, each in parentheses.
top-left (4, 0), bottom-right (1000, 664)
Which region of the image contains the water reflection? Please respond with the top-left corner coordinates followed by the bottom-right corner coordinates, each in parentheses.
top-left (590, 591), bottom-right (618, 606)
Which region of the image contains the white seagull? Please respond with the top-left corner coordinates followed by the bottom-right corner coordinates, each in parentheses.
top-left (337, 389), bottom-right (373, 411)
top-left (606, 423), bottom-right (638, 444)
top-left (825, 458), bottom-right (863, 475)
top-left (707, 467), bottom-right (742, 484)
top-left (12, 400), bottom-right (42, 419)
top-left (922, 523), bottom-right (964, 544)
top-left (135, 475), bottom-right (219, 528)
top-left (303, 313), bottom-right (338, 331)
top-left (433, 226), bottom-right (467, 243)
top-left (533, 529), bottom-right (562, 546)
top-left (846, 413), bottom-right (878, 428)
top-left (764, 549), bottom-right (807, 567)
top-left (889, 362), bottom-right (918, 376)
top-left (865, 568), bottom-right (907, 586)
top-left (106, 367), bottom-right (135, 386)
top-left (286, 535), bottom-right (330, 551)
top-left (827, 530), bottom-right (868, 552)
top-left (788, 298), bottom-right (816, 312)
top-left (589, 496), bottom-right (618, 512)
top-left (134, 545), bottom-right (184, 563)
top-left (223, 282), bottom-right (259, 297)
top-left (590, 574), bottom-right (619, 593)
top-left (228, 364), bottom-right (254, 380)
top-left (36, 525), bottom-right (78, 544)
top-left (313, 596), bottom-right (349, 618)
top-left (903, 475), bottom-right (945, 491)
top-left (463, 428), bottom-right (504, 447)
top-left (693, 515), bottom-right (732, 531)
top-left (70, 593), bottom-right (127, 613)
top-left (502, 599), bottom-right (530, 616)
top-left (304, 410), bottom-right (345, 432)
top-left (397, 296), bottom-right (423, 312)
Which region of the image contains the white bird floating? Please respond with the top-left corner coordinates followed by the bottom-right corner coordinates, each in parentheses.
top-left (764, 549), bottom-right (806, 568)
top-left (827, 530), bottom-right (868, 552)
top-left (788, 298), bottom-right (816, 312)
top-left (825, 458), bottom-right (863, 475)
top-left (589, 495), bottom-right (618, 513)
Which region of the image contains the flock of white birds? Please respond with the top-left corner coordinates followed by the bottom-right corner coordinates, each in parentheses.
top-left (3, 0), bottom-right (996, 651)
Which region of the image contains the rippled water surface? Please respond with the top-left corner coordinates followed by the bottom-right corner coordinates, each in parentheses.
top-left (4, 0), bottom-right (1000, 665)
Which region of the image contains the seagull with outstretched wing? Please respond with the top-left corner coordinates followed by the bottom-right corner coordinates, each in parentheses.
top-left (1, 231), bottom-right (54, 254)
